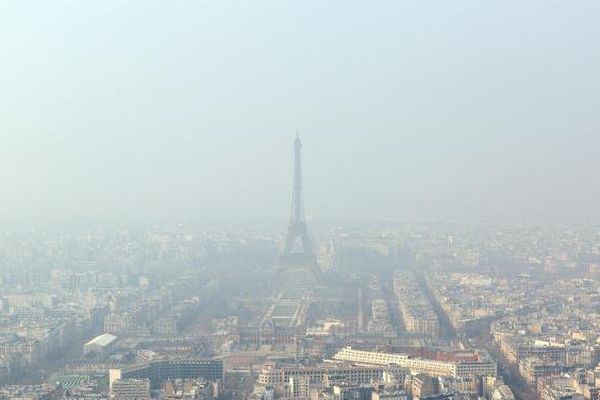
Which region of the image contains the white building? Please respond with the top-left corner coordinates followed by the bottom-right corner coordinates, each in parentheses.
top-left (332, 347), bottom-right (497, 378)
top-left (83, 333), bottom-right (117, 358)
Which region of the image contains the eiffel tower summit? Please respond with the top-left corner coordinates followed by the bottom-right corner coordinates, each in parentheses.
top-left (278, 133), bottom-right (318, 267)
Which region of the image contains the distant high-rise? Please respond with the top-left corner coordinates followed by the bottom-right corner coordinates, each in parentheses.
top-left (279, 134), bottom-right (316, 266)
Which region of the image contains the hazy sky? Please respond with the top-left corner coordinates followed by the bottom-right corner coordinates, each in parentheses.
top-left (1, 1), bottom-right (599, 224)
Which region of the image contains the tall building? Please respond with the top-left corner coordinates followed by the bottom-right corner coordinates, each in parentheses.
top-left (279, 134), bottom-right (317, 267)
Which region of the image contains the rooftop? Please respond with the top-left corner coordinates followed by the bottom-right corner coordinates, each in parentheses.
top-left (85, 333), bottom-right (117, 347)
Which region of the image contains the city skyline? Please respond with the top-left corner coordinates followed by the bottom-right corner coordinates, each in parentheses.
top-left (1, 4), bottom-right (600, 400)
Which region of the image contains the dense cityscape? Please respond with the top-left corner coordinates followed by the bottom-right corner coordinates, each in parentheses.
top-left (1, 136), bottom-right (600, 400)
top-left (3, 2), bottom-right (599, 400)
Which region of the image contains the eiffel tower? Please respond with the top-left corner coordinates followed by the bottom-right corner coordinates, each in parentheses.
top-left (279, 133), bottom-right (317, 266)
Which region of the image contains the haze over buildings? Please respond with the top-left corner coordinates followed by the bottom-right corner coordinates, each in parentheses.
top-left (1, 3), bottom-right (600, 400)
top-left (2, 1), bottom-right (600, 223)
